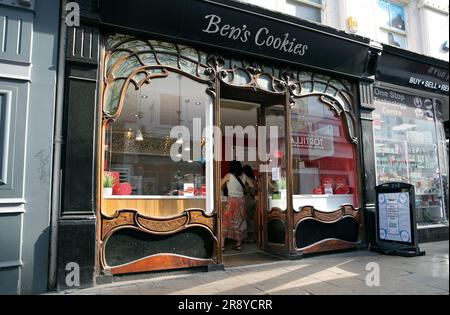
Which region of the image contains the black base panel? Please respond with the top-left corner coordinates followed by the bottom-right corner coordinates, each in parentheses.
top-left (105, 227), bottom-right (214, 266)
top-left (296, 217), bottom-right (359, 249)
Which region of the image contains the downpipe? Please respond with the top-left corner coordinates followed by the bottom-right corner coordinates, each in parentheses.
top-left (48, 0), bottom-right (68, 290)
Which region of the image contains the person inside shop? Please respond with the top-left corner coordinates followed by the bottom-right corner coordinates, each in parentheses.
top-left (221, 161), bottom-right (255, 251)
top-left (243, 165), bottom-right (257, 243)
top-left (391, 13), bottom-right (405, 31)
top-left (388, 32), bottom-right (401, 47)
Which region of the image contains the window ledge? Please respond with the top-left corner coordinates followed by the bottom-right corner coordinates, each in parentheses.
top-left (293, 194), bottom-right (354, 198)
top-left (380, 25), bottom-right (408, 36)
top-left (104, 195), bottom-right (207, 200)
top-left (417, 223), bottom-right (449, 229)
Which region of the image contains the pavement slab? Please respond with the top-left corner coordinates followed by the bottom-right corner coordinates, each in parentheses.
top-left (60, 241), bottom-right (449, 295)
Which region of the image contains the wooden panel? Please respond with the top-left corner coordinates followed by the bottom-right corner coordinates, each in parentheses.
top-left (102, 210), bottom-right (136, 239)
top-left (137, 215), bottom-right (188, 233)
top-left (294, 205), bottom-right (361, 226)
top-left (109, 254), bottom-right (212, 275)
top-left (300, 239), bottom-right (359, 255)
top-left (103, 198), bottom-right (206, 217)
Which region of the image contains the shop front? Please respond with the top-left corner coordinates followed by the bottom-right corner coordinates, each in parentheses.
top-left (99, 34), bottom-right (365, 275)
top-left (373, 45), bottom-right (449, 242)
top-left (57, 0), bottom-right (381, 289)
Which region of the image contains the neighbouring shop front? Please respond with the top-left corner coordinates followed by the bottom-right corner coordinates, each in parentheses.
top-left (373, 46), bottom-right (449, 242)
top-left (56, 0), bottom-right (448, 291)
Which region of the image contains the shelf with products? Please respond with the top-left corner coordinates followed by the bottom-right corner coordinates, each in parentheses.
top-left (407, 144), bottom-right (438, 169)
top-left (374, 139), bottom-right (409, 184)
top-left (375, 146), bottom-right (406, 156)
top-left (415, 195), bottom-right (442, 208)
top-left (416, 204), bottom-right (445, 225)
top-left (376, 151), bottom-right (405, 156)
top-left (169, 172), bottom-right (206, 197)
top-left (376, 159), bottom-right (408, 168)
top-left (374, 137), bottom-right (445, 204)
top-left (408, 161), bottom-right (438, 169)
top-left (416, 206), bottom-right (441, 209)
top-left (410, 185), bottom-right (441, 196)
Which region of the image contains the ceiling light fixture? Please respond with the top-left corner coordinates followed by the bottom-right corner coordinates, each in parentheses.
top-left (135, 129), bottom-right (144, 142)
top-left (136, 89), bottom-right (145, 142)
top-left (126, 128), bottom-right (133, 140)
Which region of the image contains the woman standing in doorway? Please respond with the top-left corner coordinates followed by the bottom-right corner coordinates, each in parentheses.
top-left (243, 165), bottom-right (257, 243)
top-left (221, 161), bottom-right (254, 251)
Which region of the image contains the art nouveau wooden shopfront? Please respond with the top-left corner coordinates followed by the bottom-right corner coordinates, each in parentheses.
top-left (57, 0), bottom-right (381, 289)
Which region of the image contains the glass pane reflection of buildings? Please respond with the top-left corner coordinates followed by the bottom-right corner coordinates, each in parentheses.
top-left (373, 95), bottom-right (448, 226)
top-left (105, 73), bottom-right (213, 199)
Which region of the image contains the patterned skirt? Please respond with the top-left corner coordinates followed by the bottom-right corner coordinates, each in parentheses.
top-left (223, 197), bottom-right (247, 242)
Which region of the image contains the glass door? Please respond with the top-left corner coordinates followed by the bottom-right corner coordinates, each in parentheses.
top-left (260, 103), bottom-right (290, 254)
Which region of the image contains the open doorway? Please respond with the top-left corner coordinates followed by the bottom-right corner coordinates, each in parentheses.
top-left (220, 98), bottom-right (283, 267)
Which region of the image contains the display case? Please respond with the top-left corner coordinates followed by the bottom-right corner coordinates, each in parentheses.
top-left (408, 143), bottom-right (444, 225)
top-left (375, 138), bottom-right (445, 225)
top-left (373, 87), bottom-right (448, 227)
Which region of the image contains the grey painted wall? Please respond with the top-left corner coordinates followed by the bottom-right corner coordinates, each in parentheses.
top-left (0, 0), bottom-right (59, 294)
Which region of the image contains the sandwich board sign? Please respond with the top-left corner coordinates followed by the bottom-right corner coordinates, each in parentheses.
top-left (374, 182), bottom-right (425, 257)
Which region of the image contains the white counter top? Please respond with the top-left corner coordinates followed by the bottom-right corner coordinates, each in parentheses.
top-left (104, 195), bottom-right (207, 200)
top-left (267, 194), bottom-right (355, 213)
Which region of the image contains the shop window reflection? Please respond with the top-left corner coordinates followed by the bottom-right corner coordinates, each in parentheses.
top-left (373, 91), bottom-right (449, 226)
top-left (103, 72), bottom-right (214, 217)
top-left (265, 105), bottom-right (288, 212)
top-left (291, 96), bottom-right (358, 212)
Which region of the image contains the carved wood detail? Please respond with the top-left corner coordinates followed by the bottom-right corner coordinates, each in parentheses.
top-left (188, 209), bottom-right (215, 232)
top-left (294, 205), bottom-right (361, 226)
top-left (266, 208), bottom-right (286, 222)
top-left (300, 239), bottom-right (359, 254)
top-left (102, 210), bottom-right (136, 239)
top-left (100, 208), bottom-right (218, 274)
top-left (102, 208), bottom-right (215, 241)
top-left (137, 215), bottom-right (188, 233)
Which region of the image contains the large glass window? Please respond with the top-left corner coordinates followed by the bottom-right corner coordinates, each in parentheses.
top-left (377, 0), bottom-right (407, 49)
top-left (265, 105), bottom-right (288, 212)
top-left (103, 72), bottom-right (214, 214)
top-left (286, 0), bottom-right (323, 23)
top-left (373, 87), bottom-right (449, 226)
top-left (291, 96), bottom-right (358, 212)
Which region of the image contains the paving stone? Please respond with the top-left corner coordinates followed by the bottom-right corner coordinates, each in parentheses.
top-left (61, 242), bottom-right (449, 296)
top-left (101, 285), bottom-right (140, 295)
top-left (267, 287), bottom-right (312, 295)
top-left (300, 282), bottom-right (353, 295)
top-left (400, 274), bottom-right (449, 291)
top-left (216, 285), bottom-right (265, 295)
top-left (136, 282), bottom-right (180, 295)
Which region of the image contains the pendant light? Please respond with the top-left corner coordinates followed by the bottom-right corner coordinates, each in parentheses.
top-left (136, 89), bottom-right (144, 142)
top-left (135, 129), bottom-right (144, 142)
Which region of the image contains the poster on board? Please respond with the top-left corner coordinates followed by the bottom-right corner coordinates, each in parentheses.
top-left (374, 182), bottom-right (425, 257)
top-left (377, 192), bottom-right (412, 243)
